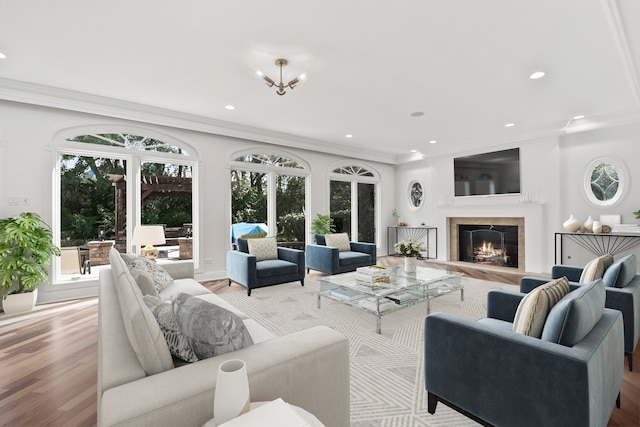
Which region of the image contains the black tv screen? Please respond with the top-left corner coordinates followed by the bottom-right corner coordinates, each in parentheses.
top-left (454, 148), bottom-right (520, 196)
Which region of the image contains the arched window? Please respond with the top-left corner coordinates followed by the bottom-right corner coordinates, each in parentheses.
top-left (55, 129), bottom-right (198, 282)
top-left (329, 161), bottom-right (379, 243)
top-left (230, 150), bottom-right (309, 247)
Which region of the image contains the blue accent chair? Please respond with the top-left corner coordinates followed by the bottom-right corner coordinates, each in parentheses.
top-left (520, 253), bottom-right (640, 371)
top-left (227, 238), bottom-right (305, 296)
top-left (424, 280), bottom-right (624, 427)
top-left (305, 234), bottom-right (376, 274)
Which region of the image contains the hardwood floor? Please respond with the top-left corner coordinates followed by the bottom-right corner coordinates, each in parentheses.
top-left (0, 257), bottom-right (638, 426)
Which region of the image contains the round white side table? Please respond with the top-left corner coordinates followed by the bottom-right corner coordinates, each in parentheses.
top-left (202, 401), bottom-right (324, 427)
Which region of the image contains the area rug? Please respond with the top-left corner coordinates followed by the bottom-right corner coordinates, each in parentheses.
top-left (219, 276), bottom-right (516, 427)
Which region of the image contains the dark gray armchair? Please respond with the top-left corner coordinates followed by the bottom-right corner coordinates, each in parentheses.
top-left (424, 279), bottom-right (624, 427)
top-left (305, 234), bottom-right (376, 274)
top-left (521, 253), bottom-right (640, 371)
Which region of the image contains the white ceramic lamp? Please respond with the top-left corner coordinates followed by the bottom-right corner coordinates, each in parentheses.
top-left (214, 359), bottom-right (250, 424)
top-left (131, 225), bottom-right (166, 261)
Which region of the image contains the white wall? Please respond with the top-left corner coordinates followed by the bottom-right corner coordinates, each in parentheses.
top-left (393, 125), bottom-right (640, 274)
top-left (0, 100), bottom-right (395, 303)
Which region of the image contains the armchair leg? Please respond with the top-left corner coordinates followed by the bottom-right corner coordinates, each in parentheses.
top-left (626, 351), bottom-right (633, 371)
top-left (228, 279), bottom-right (232, 286)
top-left (306, 267), bottom-right (310, 274)
top-left (247, 288), bottom-right (251, 296)
top-left (427, 392), bottom-right (438, 414)
top-left (301, 278), bottom-right (305, 287)
top-left (617, 392), bottom-right (621, 409)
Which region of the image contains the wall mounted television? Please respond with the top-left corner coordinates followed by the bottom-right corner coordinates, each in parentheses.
top-left (454, 148), bottom-right (520, 196)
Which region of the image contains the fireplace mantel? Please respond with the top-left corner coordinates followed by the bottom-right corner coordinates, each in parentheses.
top-left (437, 203), bottom-right (545, 273)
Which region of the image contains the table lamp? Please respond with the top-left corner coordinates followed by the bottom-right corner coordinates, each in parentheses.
top-left (132, 225), bottom-right (166, 261)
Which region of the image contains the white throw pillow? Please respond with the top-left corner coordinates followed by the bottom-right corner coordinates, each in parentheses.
top-left (579, 254), bottom-right (614, 283)
top-left (324, 233), bottom-right (351, 252)
top-left (247, 237), bottom-right (278, 261)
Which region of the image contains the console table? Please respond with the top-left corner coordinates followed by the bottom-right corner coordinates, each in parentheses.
top-left (388, 226), bottom-right (437, 259)
top-left (554, 232), bottom-right (640, 264)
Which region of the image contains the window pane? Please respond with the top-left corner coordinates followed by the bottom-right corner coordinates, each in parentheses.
top-left (140, 162), bottom-right (193, 260)
top-left (590, 162), bottom-right (619, 202)
top-left (60, 154), bottom-right (126, 277)
top-left (330, 181), bottom-right (352, 236)
top-left (358, 183), bottom-right (375, 243)
top-left (276, 174), bottom-right (306, 245)
top-left (231, 170), bottom-right (268, 225)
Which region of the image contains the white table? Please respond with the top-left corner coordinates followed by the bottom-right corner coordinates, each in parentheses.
top-left (203, 400), bottom-right (324, 427)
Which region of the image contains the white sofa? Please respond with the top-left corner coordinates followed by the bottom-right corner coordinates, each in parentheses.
top-left (98, 248), bottom-right (350, 427)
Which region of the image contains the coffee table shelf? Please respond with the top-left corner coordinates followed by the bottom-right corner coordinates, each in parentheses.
top-left (318, 266), bottom-right (463, 334)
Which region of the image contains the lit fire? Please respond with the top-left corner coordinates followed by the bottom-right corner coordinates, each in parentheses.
top-left (474, 240), bottom-right (508, 264)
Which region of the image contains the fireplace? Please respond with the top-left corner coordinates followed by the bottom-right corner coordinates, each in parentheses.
top-left (458, 225), bottom-right (518, 268)
top-left (449, 217), bottom-right (525, 271)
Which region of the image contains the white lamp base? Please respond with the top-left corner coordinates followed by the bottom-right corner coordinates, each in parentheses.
top-left (140, 244), bottom-right (158, 261)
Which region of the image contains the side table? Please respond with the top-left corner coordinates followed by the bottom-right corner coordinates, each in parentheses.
top-left (203, 399), bottom-right (324, 426)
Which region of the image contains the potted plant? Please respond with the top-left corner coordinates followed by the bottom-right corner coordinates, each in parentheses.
top-left (311, 213), bottom-right (336, 242)
top-left (0, 212), bottom-right (60, 314)
top-left (394, 239), bottom-right (423, 272)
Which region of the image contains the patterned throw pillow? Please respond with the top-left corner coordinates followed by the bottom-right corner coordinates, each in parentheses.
top-left (324, 233), bottom-right (351, 252)
top-left (246, 237), bottom-right (278, 261)
top-left (143, 295), bottom-right (198, 362)
top-left (579, 254), bottom-right (614, 283)
top-left (513, 277), bottom-right (570, 338)
top-left (125, 255), bottom-right (174, 292)
top-left (172, 293), bottom-right (254, 360)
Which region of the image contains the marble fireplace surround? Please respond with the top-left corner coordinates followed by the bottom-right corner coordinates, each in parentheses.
top-left (438, 203), bottom-right (545, 273)
top-left (449, 217), bottom-right (525, 271)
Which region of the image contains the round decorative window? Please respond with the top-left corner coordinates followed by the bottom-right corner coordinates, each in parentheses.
top-left (408, 181), bottom-right (424, 210)
top-left (584, 157), bottom-right (627, 207)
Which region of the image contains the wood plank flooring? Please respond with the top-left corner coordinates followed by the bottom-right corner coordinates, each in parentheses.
top-left (0, 257), bottom-right (638, 426)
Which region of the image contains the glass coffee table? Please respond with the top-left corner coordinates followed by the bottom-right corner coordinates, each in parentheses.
top-left (318, 266), bottom-right (463, 334)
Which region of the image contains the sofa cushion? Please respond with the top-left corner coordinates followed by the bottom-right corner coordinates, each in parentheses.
top-left (603, 254), bottom-right (637, 288)
top-left (339, 251), bottom-right (371, 266)
top-left (125, 255), bottom-right (174, 292)
top-left (143, 295), bottom-right (198, 362)
top-left (255, 259), bottom-right (298, 278)
top-left (158, 278), bottom-right (211, 300)
top-left (324, 233), bottom-right (351, 252)
top-left (512, 277), bottom-right (570, 338)
top-left (109, 248), bottom-right (174, 375)
top-left (247, 237), bottom-right (278, 261)
top-left (130, 268), bottom-right (160, 297)
top-left (172, 293), bottom-right (254, 360)
top-left (541, 279), bottom-right (606, 346)
top-left (579, 253), bottom-right (614, 283)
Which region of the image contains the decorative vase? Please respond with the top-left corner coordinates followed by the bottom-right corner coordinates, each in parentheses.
top-left (563, 214), bottom-right (582, 232)
top-left (2, 289), bottom-right (38, 315)
top-left (404, 256), bottom-right (417, 273)
top-left (592, 220), bottom-right (603, 234)
top-left (213, 359), bottom-right (250, 424)
top-left (583, 216), bottom-right (594, 233)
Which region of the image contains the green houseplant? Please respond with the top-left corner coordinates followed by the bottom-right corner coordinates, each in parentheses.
top-left (0, 212), bottom-right (60, 314)
top-left (311, 213), bottom-right (336, 242)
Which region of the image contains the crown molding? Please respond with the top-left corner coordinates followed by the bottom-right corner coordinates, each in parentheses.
top-left (0, 77), bottom-right (397, 164)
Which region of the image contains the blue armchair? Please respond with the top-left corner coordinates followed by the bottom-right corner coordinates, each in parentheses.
top-left (227, 238), bottom-right (305, 296)
top-left (521, 253), bottom-right (640, 371)
top-left (424, 280), bottom-right (624, 427)
top-left (306, 234), bottom-right (376, 274)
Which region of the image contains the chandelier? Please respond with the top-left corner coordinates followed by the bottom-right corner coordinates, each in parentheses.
top-left (256, 58), bottom-right (306, 96)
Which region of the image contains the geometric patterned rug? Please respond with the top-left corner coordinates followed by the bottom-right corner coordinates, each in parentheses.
top-left (219, 276), bottom-right (515, 426)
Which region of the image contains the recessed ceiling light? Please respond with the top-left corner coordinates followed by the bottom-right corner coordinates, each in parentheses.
top-left (429, 140), bottom-right (437, 144)
top-left (0, 52), bottom-right (6, 59)
top-left (410, 112), bottom-right (424, 117)
top-left (504, 123), bottom-right (515, 127)
top-left (345, 134), bottom-right (353, 138)
top-left (224, 105), bottom-right (236, 110)
top-left (529, 71), bottom-right (545, 79)
top-left (410, 150), bottom-right (417, 153)
top-left (573, 115), bottom-right (585, 120)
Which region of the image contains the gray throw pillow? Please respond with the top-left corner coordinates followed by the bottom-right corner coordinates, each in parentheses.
top-left (143, 295), bottom-right (198, 363)
top-left (125, 255), bottom-right (174, 292)
top-left (172, 293), bottom-right (254, 360)
top-left (131, 268), bottom-right (160, 297)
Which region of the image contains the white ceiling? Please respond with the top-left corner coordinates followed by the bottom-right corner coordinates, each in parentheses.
top-left (1, 0), bottom-right (639, 164)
